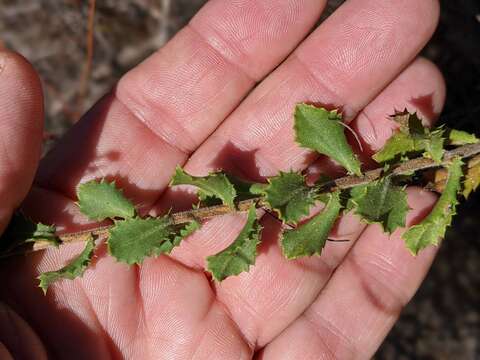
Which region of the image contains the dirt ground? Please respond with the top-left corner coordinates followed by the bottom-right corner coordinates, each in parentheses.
top-left (1, 0), bottom-right (479, 358)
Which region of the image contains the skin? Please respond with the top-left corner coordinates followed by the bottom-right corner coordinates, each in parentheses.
top-left (0, 0), bottom-right (446, 358)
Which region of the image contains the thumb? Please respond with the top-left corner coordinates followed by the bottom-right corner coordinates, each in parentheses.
top-left (0, 49), bottom-right (43, 233)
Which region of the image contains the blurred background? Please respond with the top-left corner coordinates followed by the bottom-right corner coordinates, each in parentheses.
top-left (0, 0), bottom-right (479, 358)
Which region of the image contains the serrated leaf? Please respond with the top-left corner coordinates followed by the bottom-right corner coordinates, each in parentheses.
top-left (447, 129), bottom-right (479, 146)
top-left (402, 157), bottom-right (463, 255)
top-left (108, 217), bottom-right (174, 265)
top-left (348, 177), bottom-right (408, 233)
top-left (172, 220), bottom-right (201, 248)
top-left (27, 223), bottom-right (57, 241)
top-left (281, 191), bottom-right (342, 259)
top-left (393, 110), bottom-right (425, 134)
top-left (294, 104), bottom-right (362, 176)
top-left (374, 113), bottom-right (446, 164)
top-left (420, 129), bottom-right (445, 162)
top-left (373, 110), bottom-right (424, 163)
top-left (206, 206), bottom-right (261, 281)
top-left (249, 183), bottom-right (268, 195)
top-left (258, 171), bottom-right (317, 224)
top-left (38, 237), bottom-right (95, 294)
top-left (463, 159), bottom-right (480, 198)
top-left (225, 175), bottom-right (259, 202)
top-left (77, 179), bottom-right (136, 221)
top-left (1, 214), bottom-right (60, 252)
top-left (170, 167), bottom-right (236, 208)
top-left (154, 220), bottom-right (201, 255)
top-left (372, 132), bottom-right (418, 163)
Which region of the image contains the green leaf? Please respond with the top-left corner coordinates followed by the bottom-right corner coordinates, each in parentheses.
top-left (172, 220), bottom-right (201, 248)
top-left (372, 132), bottom-right (417, 163)
top-left (281, 191), bottom-right (342, 259)
top-left (170, 167), bottom-right (236, 208)
top-left (348, 177), bottom-right (408, 233)
top-left (420, 129), bottom-right (445, 163)
top-left (463, 160), bottom-right (480, 198)
top-left (294, 104), bottom-right (362, 176)
top-left (154, 220), bottom-right (201, 255)
top-left (447, 129), bottom-right (479, 146)
top-left (249, 183), bottom-right (268, 195)
top-left (38, 237), bottom-right (95, 294)
top-left (258, 171), bottom-right (316, 224)
top-left (372, 111), bottom-right (424, 163)
top-left (223, 175), bottom-right (257, 201)
top-left (1, 214), bottom-right (60, 252)
top-left (108, 217), bottom-right (174, 265)
top-left (373, 112), bottom-right (446, 164)
top-left (206, 206), bottom-right (261, 281)
top-left (24, 223), bottom-right (61, 248)
top-left (393, 110), bottom-right (425, 134)
top-left (402, 157), bottom-right (463, 255)
top-left (77, 179), bottom-right (136, 221)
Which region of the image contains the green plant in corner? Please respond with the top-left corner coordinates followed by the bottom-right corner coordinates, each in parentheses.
top-left (1, 103), bottom-right (480, 293)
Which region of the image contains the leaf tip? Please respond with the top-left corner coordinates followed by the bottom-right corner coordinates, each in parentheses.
top-left (37, 275), bottom-right (49, 295)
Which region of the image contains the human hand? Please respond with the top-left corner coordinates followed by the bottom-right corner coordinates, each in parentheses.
top-left (0, 0), bottom-right (444, 358)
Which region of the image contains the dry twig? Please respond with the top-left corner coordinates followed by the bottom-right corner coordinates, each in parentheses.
top-left (4, 142), bottom-right (480, 257)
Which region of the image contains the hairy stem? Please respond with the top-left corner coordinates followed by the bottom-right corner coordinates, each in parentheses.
top-left (4, 142), bottom-right (480, 257)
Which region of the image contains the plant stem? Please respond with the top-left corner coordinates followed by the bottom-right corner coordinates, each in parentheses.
top-left (330, 142), bottom-right (480, 190)
top-left (4, 142), bottom-right (480, 257)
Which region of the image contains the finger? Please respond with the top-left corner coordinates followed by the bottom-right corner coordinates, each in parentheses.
top-left (261, 188), bottom-right (438, 359)
top-left (0, 302), bottom-right (47, 360)
top-left (0, 49), bottom-right (43, 232)
top-left (29, 0), bottom-right (327, 228)
top-left (3, 246), bottom-right (253, 358)
top-left (313, 57), bottom-right (445, 241)
top-left (154, 0), bottom-right (440, 216)
top-left (167, 0), bottom-right (440, 186)
top-left (307, 56), bottom-right (445, 182)
top-left (11, 2), bottom-right (328, 354)
top-left (154, 0), bottom-right (440, 347)
top-left (161, 54), bottom-right (445, 349)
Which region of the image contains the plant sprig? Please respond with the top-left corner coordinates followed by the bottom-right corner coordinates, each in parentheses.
top-left (1, 104), bottom-right (479, 293)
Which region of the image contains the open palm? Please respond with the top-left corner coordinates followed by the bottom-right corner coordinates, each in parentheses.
top-left (0, 1), bottom-right (445, 359)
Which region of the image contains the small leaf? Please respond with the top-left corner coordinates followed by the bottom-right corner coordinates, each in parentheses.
top-left (281, 191), bottom-right (342, 259)
top-left (372, 132), bottom-right (417, 163)
top-left (447, 129), bottom-right (478, 146)
top-left (170, 167), bottom-right (236, 208)
top-left (24, 223), bottom-right (61, 248)
top-left (77, 179), bottom-right (136, 221)
top-left (38, 237), bottom-right (95, 294)
top-left (393, 110), bottom-right (425, 134)
top-left (108, 217), bottom-right (174, 265)
top-left (294, 104), bottom-right (362, 176)
top-left (155, 220), bottom-right (201, 254)
top-left (249, 183), bottom-right (268, 195)
top-left (172, 220), bottom-right (201, 248)
top-left (224, 175), bottom-right (259, 201)
top-left (259, 171), bottom-right (317, 224)
top-left (420, 129), bottom-right (445, 163)
top-left (348, 177), bottom-right (408, 233)
top-left (463, 158), bottom-right (480, 198)
top-left (402, 157), bottom-right (463, 255)
top-left (206, 206), bottom-right (261, 281)
top-left (374, 112), bottom-right (446, 164)
top-left (1, 214), bottom-right (60, 252)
